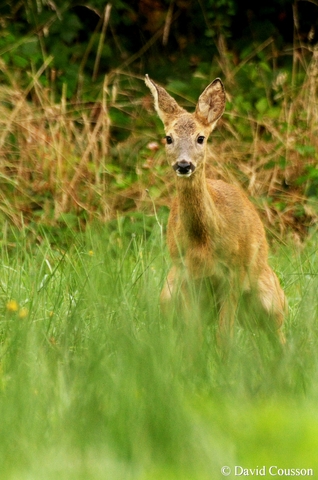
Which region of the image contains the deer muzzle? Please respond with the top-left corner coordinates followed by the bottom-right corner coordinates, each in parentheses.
top-left (173, 160), bottom-right (196, 177)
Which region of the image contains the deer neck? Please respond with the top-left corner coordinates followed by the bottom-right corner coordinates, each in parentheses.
top-left (176, 164), bottom-right (219, 240)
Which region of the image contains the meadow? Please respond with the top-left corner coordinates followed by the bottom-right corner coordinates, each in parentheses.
top-left (1, 4), bottom-right (318, 477)
top-left (0, 215), bottom-right (317, 479)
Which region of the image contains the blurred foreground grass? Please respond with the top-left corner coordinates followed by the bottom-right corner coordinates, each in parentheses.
top-left (0, 214), bottom-right (317, 479)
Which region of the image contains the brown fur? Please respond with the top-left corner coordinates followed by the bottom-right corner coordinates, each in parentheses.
top-left (145, 75), bottom-right (287, 349)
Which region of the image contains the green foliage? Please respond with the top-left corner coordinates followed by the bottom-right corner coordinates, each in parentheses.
top-left (0, 0), bottom-right (310, 98)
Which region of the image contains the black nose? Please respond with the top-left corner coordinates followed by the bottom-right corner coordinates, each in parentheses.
top-left (173, 160), bottom-right (194, 175)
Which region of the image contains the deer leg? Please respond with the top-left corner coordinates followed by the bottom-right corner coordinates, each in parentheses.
top-left (216, 288), bottom-right (238, 353)
top-left (160, 265), bottom-right (197, 320)
top-left (160, 265), bottom-right (177, 316)
top-left (256, 266), bottom-right (287, 346)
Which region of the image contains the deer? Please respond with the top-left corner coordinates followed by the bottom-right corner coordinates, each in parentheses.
top-left (145, 74), bottom-right (287, 350)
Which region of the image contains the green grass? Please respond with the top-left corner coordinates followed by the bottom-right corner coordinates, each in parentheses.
top-left (0, 214), bottom-right (318, 479)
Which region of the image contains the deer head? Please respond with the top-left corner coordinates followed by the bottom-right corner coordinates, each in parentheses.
top-left (145, 75), bottom-right (226, 177)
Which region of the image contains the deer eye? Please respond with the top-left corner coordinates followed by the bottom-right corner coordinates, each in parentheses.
top-left (165, 135), bottom-right (173, 145)
top-left (197, 136), bottom-right (205, 145)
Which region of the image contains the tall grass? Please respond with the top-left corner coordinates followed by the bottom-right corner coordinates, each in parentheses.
top-left (0, 44), bottom-right (317, 235)
top-left (0, 217), bottom-right (317, 479)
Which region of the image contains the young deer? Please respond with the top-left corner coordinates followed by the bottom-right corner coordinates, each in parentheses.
top-left (145, 75), bottom-right (286, 348)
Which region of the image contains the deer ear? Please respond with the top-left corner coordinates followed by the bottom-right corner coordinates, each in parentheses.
top-left (195, 78), bottom-right (225, 130)
top-left (145, 74), bottom-right (185, 125)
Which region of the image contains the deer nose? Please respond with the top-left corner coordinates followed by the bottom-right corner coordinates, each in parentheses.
top-left (173, 160), bottom-right (195, 176)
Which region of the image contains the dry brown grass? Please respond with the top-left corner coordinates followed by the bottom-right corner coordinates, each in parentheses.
top-left (0, 73), bottom-right (111, 226)
top-left (0, 55), bottom-right (317, 240)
